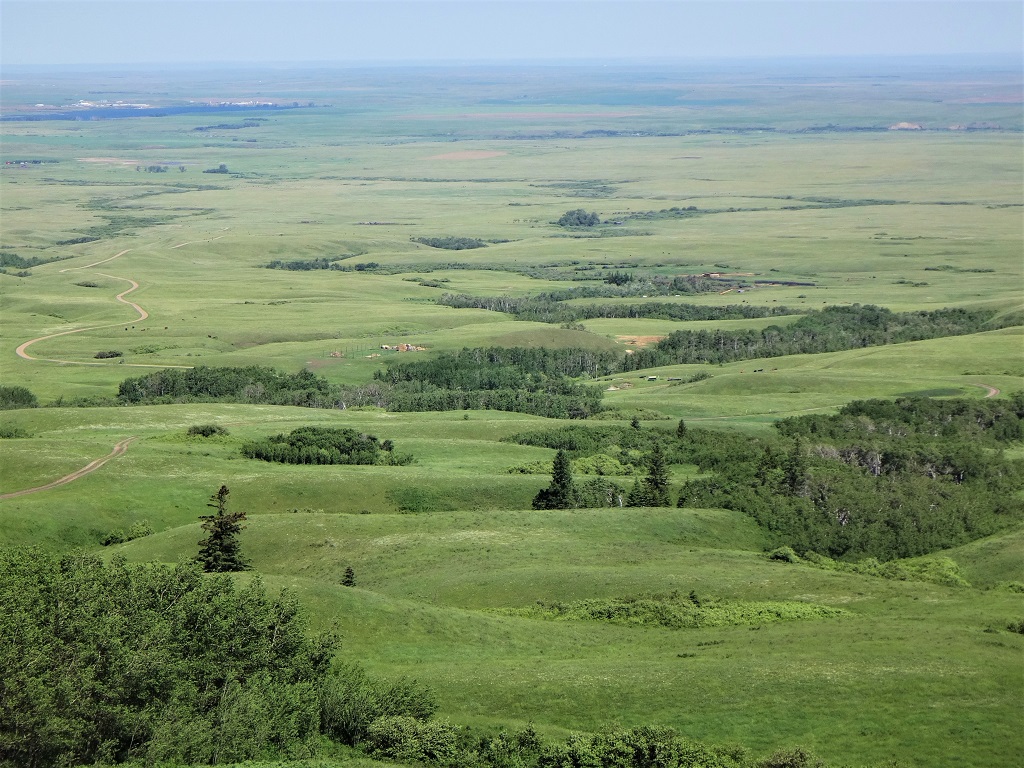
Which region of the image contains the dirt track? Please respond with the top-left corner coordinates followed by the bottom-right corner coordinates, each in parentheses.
top-left (16, 275), bottom-right (149, 363)
top-left (0, 437), bottom-right (138, 499)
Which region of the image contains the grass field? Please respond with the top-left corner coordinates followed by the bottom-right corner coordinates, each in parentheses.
top-left (1, 60), bottom-right (1022, 767)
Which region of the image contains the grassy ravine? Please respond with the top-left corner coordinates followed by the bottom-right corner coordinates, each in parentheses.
top-left (2, 62), bottom-right (1023, 768)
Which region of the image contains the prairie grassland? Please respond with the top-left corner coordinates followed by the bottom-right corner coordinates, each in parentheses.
top-left (1, 64), bottom-right (1023, 767)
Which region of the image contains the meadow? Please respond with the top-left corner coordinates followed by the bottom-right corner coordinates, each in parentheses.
top-left (1, 59), bottom-right (1022, 767)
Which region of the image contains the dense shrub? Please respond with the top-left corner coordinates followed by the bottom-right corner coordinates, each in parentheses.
top-left (100, 520), bottom-right (154, 546)
top-left (412, 236), bottom-right (487, 250)
top-left (365, 716), bottom-right (461, 765)
top-left (94, 349), bottom-right (123, 359)
top-left (242, 426), bottom-right (409, 466)
top-left (319, 663), bottom-right (437, 746)
top-left (557, 209), bottom-right (601, 227)
top-left (0, 385), bottom-right (38, 410)
top-left (187, 423), bottom-right (230, 437)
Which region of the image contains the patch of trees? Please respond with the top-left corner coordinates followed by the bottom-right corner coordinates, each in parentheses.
top-left (93, 350), bottom-right (123, 359)
top-left (439, 293), bottom-right (792, 325)
top-left (509, 400), bottom-right (1024, 560)
top-left (776, 393), bottom-right (1024, 444)
top-left (0, 549), bottom-right (333, 766)
top-left (370, 348), bottom-right (613, 418)
top-left (264, 256), bottom-right (348, 271)
top-left (412, 236), bottom-right (487, 250)
top-left (116, 358), bottom-right (608, 419)
top-left (193, 119), bottom-right (263, 131)
top-left (0, 385), bottom-right (38, 410)
top-left (55, 236), bottom-right (101, 246)
top-left (203, 163), bottom-right (230, 174)
top-left (622, 304), bottom-right (1009, 370)
top-left (0, 252), bottom-right (64, 270)
top-left (117, 365), bottom-right (339, 407)
top-left (557, 208), bottom-right (601, 227)
top-left (677, 397), bottom-right (1024, 561)
top-left (241, 426), bottom-right (411, 466)
top-left (527, 434), bottom-right (676, 510)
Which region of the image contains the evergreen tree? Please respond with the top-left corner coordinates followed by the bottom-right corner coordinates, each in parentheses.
top-left (676, 418), bottom-right (687, 439)
top-left (642, 441), bottom-right (672, 506)
top-left (533, 450), bottom-right (578, 509)
top-left (626, 476), bottom-right (650, 507)
top-left (342, 566), bottom-right (356, 587)
top-left (197, 485), bottom-right (249, 572)
top-left (785, 437), bottom-right (808, 496)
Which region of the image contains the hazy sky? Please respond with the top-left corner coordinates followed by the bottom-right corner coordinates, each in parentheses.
top-left (2, 0), bottom-right (1021, 67)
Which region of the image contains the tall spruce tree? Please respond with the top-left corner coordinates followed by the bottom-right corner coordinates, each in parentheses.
top-left (533, 450), bottom-right (578, 509)
top-left (197, 485), bottom-right (249, 572)
top-left (629, 442), bottom-right (672, 507)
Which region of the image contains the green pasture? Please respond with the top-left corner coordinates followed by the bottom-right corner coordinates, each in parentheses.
top-left (2, 64), bottom-right (1023, 767)
top-left (104, 506), bottom-right (1024, 767)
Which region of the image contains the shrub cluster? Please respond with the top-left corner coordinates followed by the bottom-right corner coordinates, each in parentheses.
top-left (187, 423), bottom-right (230, 438)
top-left (242, 426), bottom-right (411, 466)
top-left (412, 236), bottom-right (487, 250)
top-left (0, 385), bottom-right (38, 410)
top-left (504, 590), bottom-right (846, 629)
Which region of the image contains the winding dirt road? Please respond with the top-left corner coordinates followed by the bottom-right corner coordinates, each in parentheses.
top-left (0, 437), bottom-right (138, 500)
top-left (16, 274), bottom-right (150, 364)
top-left (15, 270), bottom-right (188, 369)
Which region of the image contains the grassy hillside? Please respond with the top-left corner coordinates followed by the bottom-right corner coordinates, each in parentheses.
top-left (2, 63), bottom-right (1022, 768)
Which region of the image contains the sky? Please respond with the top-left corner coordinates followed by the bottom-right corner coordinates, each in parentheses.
top-left (1, 0), bottom-right (1021, 68)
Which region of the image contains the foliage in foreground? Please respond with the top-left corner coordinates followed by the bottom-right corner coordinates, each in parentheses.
top-left (0, 550), bottom-right (334, 766)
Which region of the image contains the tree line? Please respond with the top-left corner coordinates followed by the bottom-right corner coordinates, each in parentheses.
top-left (116, 358), bottom-right (609, 419)
top-left (622, 304), bottom-right (1007, 369)
top-left (439, 293), bottom-right (792, 325)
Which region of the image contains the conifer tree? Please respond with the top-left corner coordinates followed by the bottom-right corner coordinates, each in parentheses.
top-left (533, 450), bottom-right (578, 509)
top-left (642, 441), bottom-right (672, 506)
top-left (197, 485), bottom-right (249, 572)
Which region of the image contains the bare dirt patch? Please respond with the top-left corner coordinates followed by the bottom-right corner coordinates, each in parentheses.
top-left (426, 150), bottom-right (508, 161)
top-left (617, 335), bottom-right (664, 348)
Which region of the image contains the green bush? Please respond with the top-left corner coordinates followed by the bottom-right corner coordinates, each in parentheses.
top-left (0, 385), bottom-right (38, 410)
top-left (412, 236), bottom-right (487, 250)
top-left (365, 716), bottom-right (460, 765)
top-left (556, 209), bottom-right (601, 227)
top-left (187, 423), bottom-right (230, 437)
top-left (319, 663), bottom-right (437, 747)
